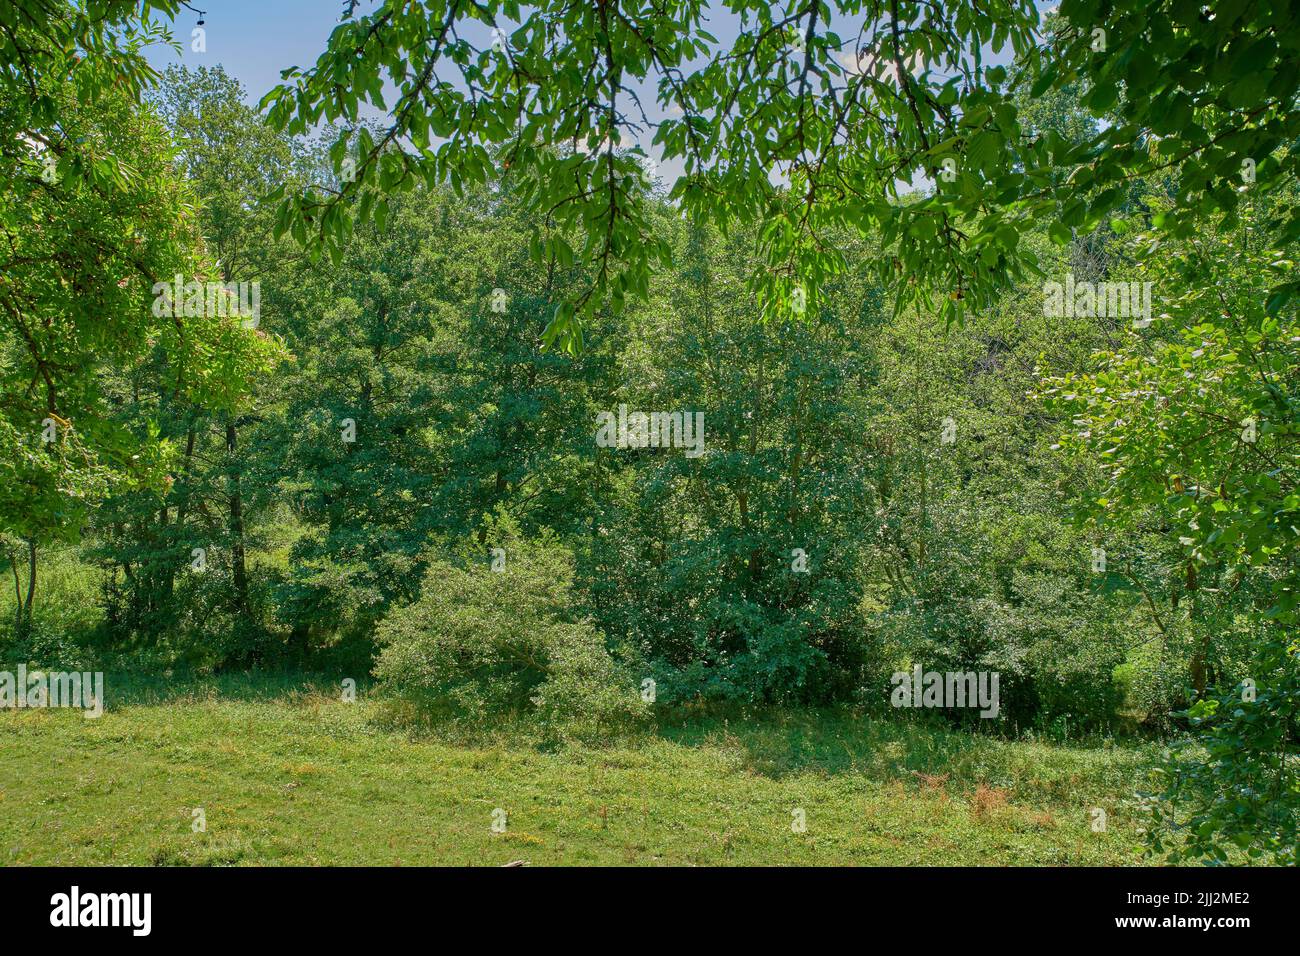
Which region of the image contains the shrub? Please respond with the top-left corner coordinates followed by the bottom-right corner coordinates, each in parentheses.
top-left (871, 566), bottom-right (1128, 734)
top-left (373, 533), bottom-right (646, 736)
top-left (1147, 632), bottom-right (1300, 864)
top-left (997, 572), bottom-right (1128, 735)
top-left (0, 543), bottom-right (101, 670)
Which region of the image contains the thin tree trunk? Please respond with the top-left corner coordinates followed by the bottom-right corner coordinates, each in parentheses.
top-left (168, 421), bottom-right (198, 601)
top-left (1185, 560), bottom-right (1208, 698)
top-left (23, 538), bottom-right (36, 620)
top-left (10, 555), bottom-right (22, 623)
top-left (226, 421), bottom-right (250, 616)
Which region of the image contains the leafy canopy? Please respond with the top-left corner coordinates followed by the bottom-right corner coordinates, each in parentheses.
top-left (263, 0), bottom-right (1300, 350)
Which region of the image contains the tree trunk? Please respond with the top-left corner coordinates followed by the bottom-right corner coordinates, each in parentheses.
top-left (1185, 560), bottom-right (1208, 698)
top-left (14, 538), bottom-right (37, 634)
top-left (10, 554), bottom-right (22, 626)
top-left (226, 421), bottom-right (250, 617)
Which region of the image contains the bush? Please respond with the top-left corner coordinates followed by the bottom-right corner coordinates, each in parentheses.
top-left (998, 572), bottom-right (1128, 736)
top-left (0, 543), bottom-right (101, 670)
top-left (373, 533), bottom-right (647, 737)
top-left (871, 565), bottom-right (1128, 735)
top-left (1147, 632), bottom-right (1300, 864)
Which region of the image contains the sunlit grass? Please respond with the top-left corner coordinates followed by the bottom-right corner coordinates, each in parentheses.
top-left (0, 673), bottom-right (1157, 866)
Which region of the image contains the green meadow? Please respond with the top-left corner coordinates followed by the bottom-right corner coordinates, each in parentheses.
top-left (0, 675), bottom-right (1153, 866)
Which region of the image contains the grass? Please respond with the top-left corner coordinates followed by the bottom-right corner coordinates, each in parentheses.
top-left (0, 673), bottom-right (1159, 866)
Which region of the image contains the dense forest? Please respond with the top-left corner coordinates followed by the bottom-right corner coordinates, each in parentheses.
top-left (2, 0), bottom-right (1298, 867)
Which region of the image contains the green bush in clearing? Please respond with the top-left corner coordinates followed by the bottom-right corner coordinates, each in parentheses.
top-left (373, 533), bottom-right (647, 738)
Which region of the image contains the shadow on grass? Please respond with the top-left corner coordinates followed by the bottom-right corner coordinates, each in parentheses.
top-left (104, 669), bottom-right (368, 707)
top-left (655, 704), bottom-right (1158, 801)
top-left (95, 671), bottom-right (1156, 802)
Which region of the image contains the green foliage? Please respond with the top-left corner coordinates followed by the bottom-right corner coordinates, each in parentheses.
top-left (4, 0), bottom-right (1298, 869)
top-left (0, 1), bottom-right (179, 125)
top-left (583, 221), bottom-right (879, 704)
top-left (1043, 192), bottom-right (1300, 858)
top-left (1147, 634), bottom-right (1300, 865)
top-left (0, 78), bottom-right (256, 539)
top-left (264, 1), bottom-right (1300, 347)
top-left (0, 543), bottom-right (100, 669)
top-left (374, 528), bottom-right (646, 737)
top-left (52, 65), bottom-right (290, 661)
top-left (1, 19), bottom-right (277, 657)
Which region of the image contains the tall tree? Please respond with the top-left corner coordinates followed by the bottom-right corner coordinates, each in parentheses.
top-left (264, 1), bottom-right (1300, 347)
top-left (1, 15), bottom-right (273, 627)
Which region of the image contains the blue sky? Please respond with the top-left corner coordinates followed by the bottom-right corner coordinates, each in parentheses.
top-left (147, 0), bottom-right (347, 101)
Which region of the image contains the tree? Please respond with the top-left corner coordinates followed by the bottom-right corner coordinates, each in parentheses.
top-left (582, 217), bottom-right (881, 702)
top-left (263, 1), bottom-right (1300, 349)
top-left (1043, 187), bottom-right (1300, 860)
top-left (1, 18), bottom-right (274, 632)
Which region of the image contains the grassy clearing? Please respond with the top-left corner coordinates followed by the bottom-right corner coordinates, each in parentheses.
top-left (0, 674), bottom-right (1157, 865)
